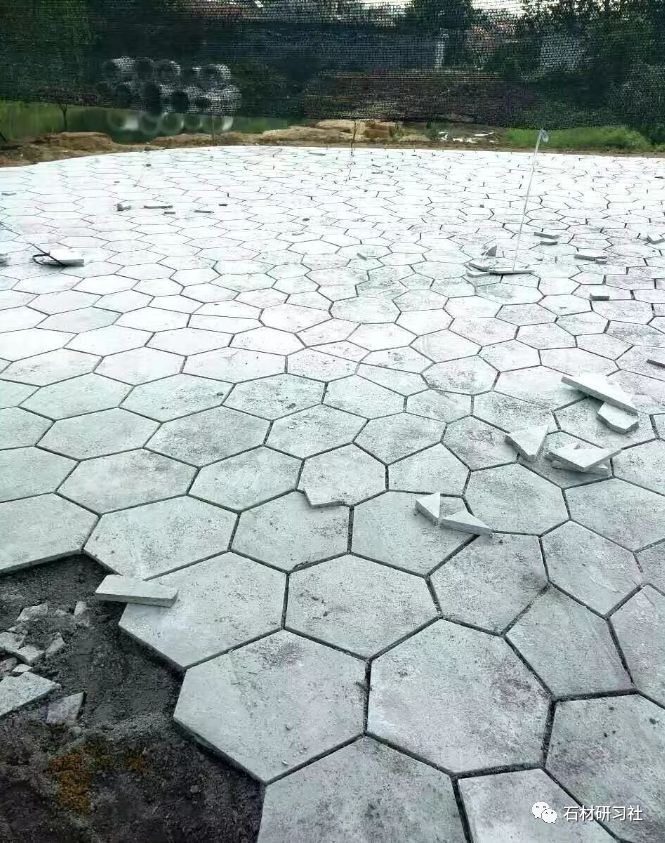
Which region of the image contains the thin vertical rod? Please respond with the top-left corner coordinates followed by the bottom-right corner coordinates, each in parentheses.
top-left (513, 129), bottom-right (546, 270)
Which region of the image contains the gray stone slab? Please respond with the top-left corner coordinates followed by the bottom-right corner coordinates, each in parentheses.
top-left (556, 397), bottom-right (653, 449)
top-left (566, 478), bottom-right (665, 551)
top-left (460, 769), bottom-right (614, 842)
top-left (0, 380), bottom-right (37, 409)
top-left (612, 586), bottom-right (665, 706)
top-left (355, 412), bottom-right (444, 464)
top-left (1, 349), bottom-right (99, 386)
top-left (547, 696), bottom-right (665, 842)
top-left (60, 449), bottom-right (194, 513)
top-left (549, 442), bottom-right (619, 472)
top-left (39, 408), bottom-right (157, 459)
top-left (406, 389), bottom-right (470, 423)
top-left (185, 348), bottom-right (284, 383)
top-left (258, 738), bottom-right (465, 843)
top-left (95, 574), bottom-right (178, 607)
top-left (432, 534), bottom-right (547, 632)
top-left (299, 445), bottom-right (384, 506)
top-left (46, 691), bottom-right (84, 725)
top-left (122, 374), bottom-right (231, 421)
top-left (637, 541), bottom-right (665, 591)
top-left (388, 444), bottom-right (468, 495)
top-left (614, 440), bottom-right (665, 496)
top-left (543, 521), bottom-right (641, 614)
top-left (506, 424), bottom-right (548, 460)
top-left (0, 407), bottom-right (50, 448)
top-left (466, 464), bottom-right (568, 534)
top-left (268, 405), bottom-right (364, 458)
top-left (233, 491), bottom-right (348, 571)
top-left (507, 588), bottom-right (631, 696)
top-left (353, 491), bottom-right (469, 574)
top-left (85, 497), bottom-right (235, 578)
top-left (22, 374), bottom-right (130, 420)
top-left (174, 631), bottom-right (364, 782)
top-left (425, 356), bottom-right (496, 394)
top-left (225, 374), bottom-right (323, 420)
top-left (192, 447), bottom-right (300, 511)
top-left (287, 554), bottom-right (436, 657)
top-left (368, 620), bottom-right (549, 772)
top-left (0, 672), bottom-right (58, 718)
top-left (0, 447), bottom-right (74, 502)
top-left (325, 375), bottom-right (402, 418)
top-left (444, 416), bottom-right (516, 470)
top-left (148, 406), bottom-right (268, 466)
top-left (562, 373), bottom-right (637, 413)
top-left (120, 553), bottom-right (284, 668)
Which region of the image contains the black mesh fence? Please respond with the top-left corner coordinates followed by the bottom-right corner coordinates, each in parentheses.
top-left (0, 0), bottom-right (664, 131)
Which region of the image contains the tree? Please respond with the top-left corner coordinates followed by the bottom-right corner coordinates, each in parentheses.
top-left (401, 0), bottom-right (474, 33)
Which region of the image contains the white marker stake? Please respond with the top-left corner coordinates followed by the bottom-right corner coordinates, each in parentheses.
top-left (513, 128), bottom-right (549, 271)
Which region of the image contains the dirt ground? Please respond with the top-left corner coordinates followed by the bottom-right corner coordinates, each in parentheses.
top-left (0, 556), bottom-right (262, 843)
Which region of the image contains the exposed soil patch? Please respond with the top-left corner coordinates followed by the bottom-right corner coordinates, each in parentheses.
top-left (0, 556), bottom-right (262, 843)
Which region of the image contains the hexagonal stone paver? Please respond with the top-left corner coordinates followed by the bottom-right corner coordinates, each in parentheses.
top-left (1, 348), bottom-right (98, 385)
top-left (406, 389), bottom-right (470, 423)
top-left (444, 417), bottom-right (515, 470)
top-left (174, 631), bottom-right (364, 782)
top-left (85, 497), bottom-right (236, 578)
top-left (121, 374), bottom-right (231, 421)
top-left (0, 447), bottom-right (74, 502)
top-left (0, 407), bottom-right (50, 448)
top-left (466, 464), bottom-right (567, 533)
top-left (287, 555), bottom-right (436, 656)
top-left (496, 366), bottom-right (579, 409)
top-left (148, 406), bottom-right (268, 466)
top-left (352, 492), bottom-right (469, 575)
top-left (95, 347), bottom-right (182, 385)
top-left (0, 328), bottom-right (71, 361)
top-left (120, 553), bottom-right (285, 669)
top-left (612, 586), bottom-right (665, 706)
top-left (543, 521), bottom-right (641, 614)
top-left (451, 316), bottom-right (515, 346)
top-left (388, 444), bottom-right (468, 495)
top-left (191, 447), bottom-right (300, 510)
top-left (460, 769), bottom-right (614, 843)
top-left (547, 696), bottom-right (665, 842)
top-left (39, 408), bottom-right (158, 459)
top-left (479, 339), bottom-right (539, 372)
top-left (368, 620), bottom-right (549, 772)
top-left (0, 494), bottom-right (97, 573)
top-left (431, 534), bottom-right (547, 633)
top-left (268, 405), bottom-right (364, 458)
top-left (0, 380), bottom-right (36, 409)
top-left (149, 327), bottom-right (230, 355)
top-left (566, 479), bottom-right (665, 551)
top-left (225, 374), bottom-right (323, 420)
top-left (349, 323), bottom-right (414, 351)
top-left (473, 390), bottom-right (554, 434)
top-left (185, 348), bottom-right (284, 382)
top-left (354, 413), bottom-right (444, 464)
top-left (614, 441), bottom-right (665, 496)
top-left (298, 445), bottom-right (384, 506)
top-left (258, 738), bottom-right (465, 843)
top-left (233, 491), bottom-right (348, 571)
top-left (637, 541), bottom-right (665, 591)
top-left (21, 374), bottom-right (130, 420)
top-left (325, 376), bottom-right (402, 418)
top-left (425, 357), bottom-right (496, 394)
top-left (59, 449), bottom-right (195, 513)
top-left (67, 324), bottom-right (150, 355)
top-left (507, 588), bottom-right (630, 697)
top-left (414, 330), bottom-right (479, 363)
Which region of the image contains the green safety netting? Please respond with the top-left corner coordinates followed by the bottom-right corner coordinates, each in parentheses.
top-left (0, 0), bottom-right (664, 129)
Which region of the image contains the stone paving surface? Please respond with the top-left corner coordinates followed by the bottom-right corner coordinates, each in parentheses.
top-left (1, 146), bottom-right (665, 840)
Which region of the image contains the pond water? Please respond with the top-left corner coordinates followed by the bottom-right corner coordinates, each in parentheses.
top-left (0, 100), bottom-right (295, 143)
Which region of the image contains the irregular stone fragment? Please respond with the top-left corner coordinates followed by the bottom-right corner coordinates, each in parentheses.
top-left (95, 575), bottom-right (178, 607)
top-left (597, 401), bottom-right (639, 433)
top-left (0, 673), bottom-right (58, 718)
top-left (505, 425), bottom-right (548, 460)
top-left (46, 692), bottom-right (84, 725)
top-left (561, 373), bottom-right (636, 414)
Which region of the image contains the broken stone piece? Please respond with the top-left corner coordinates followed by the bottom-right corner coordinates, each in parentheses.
top-left (16, 603), bottom-right (49, 624)
top-left (0, 631), bottom-right (26, 657)
top-left (438, 508), bottom-right (492, 536)
top-left (537, 231), bottom-right (560, 241)
top-left (590, 290), bottom-right (610, 301)
top-left (45, 633), bottom-right (66, 659)
top-left (43, 248), bottom-right (85, 267)
top-left (505, 425), bottom-right (548, 461)
top-left (645, 232), bottom-right (665, 245)
top-left (46, 692), bottom-right (84, 726)
top-left (597, 402), bottom-right (639, 434)
top-left (548, 443), bottom-right (620, 472)
top-left (0, 658), bottom-right (17, 674)
top-left (73, 601), bottom-right (90, 626)
top-left (415, 492), bottom-right (441, 525)
top-left (550, 460), bottom-right (610, 477)
top-left (144, 201), bottom-right (173, 209)
top-left (0, 253), bottom-right (9, 266)
top-left (483, 243), bottom-right (498, 258)
top-left (16, 644), bottom-right (44, 666)
top-left (116, 201), bottom-right (132, 211)
top-left (489, 264), bottom-right (532, 276)
top-left (576, 250), bottom-right (606, 262)
top-left (0, 673), bottom-right (58, 718)
top-left (561, 374), bottom-right (637, 414)
top-left (95, 575), bottom-right (178, 607)
top-left (647, 357), bottom-right (665, 370)
top-left (468, 260), bottom-right (490, 273)
top-left (12, 664), bottom-right (32, 675)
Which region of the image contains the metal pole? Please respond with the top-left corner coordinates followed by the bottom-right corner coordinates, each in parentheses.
top-left (513, 128), bottom-right (548, 270)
